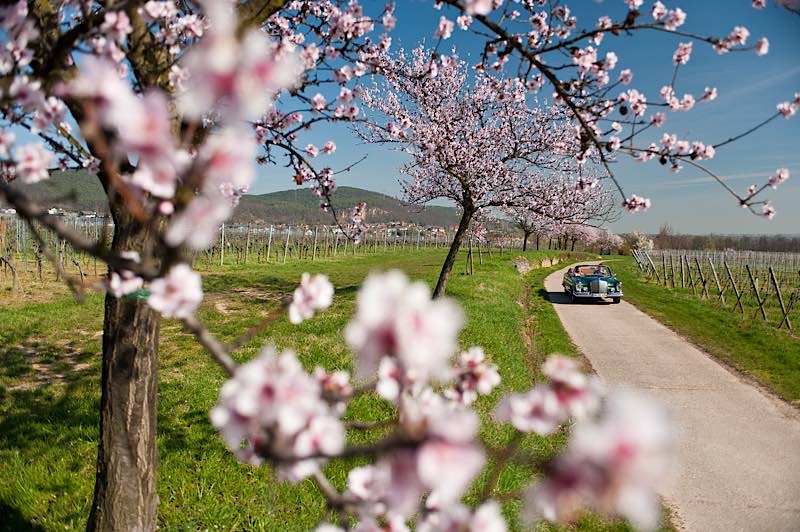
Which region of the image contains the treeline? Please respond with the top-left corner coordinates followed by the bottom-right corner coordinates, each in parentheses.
top-left (651, 226), bottom-right (800, 252)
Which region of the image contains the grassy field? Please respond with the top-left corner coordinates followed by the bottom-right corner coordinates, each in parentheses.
top-left (1, 248), bottom-right (667, 531)
top-left (611, 256), bottom-right (800, 404)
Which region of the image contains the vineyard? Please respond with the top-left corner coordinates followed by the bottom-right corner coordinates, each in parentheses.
top-left (633, 248), bottom-right (800, 331)
top-left (0, 214), bottom-right (566, 294)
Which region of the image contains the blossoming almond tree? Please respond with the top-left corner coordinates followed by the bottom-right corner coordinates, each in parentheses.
top-left (360, 46), bottom-right (600, 296)
top-left (435, 0), bottom-right (796, 217)
top-left (0, 0), bottom-right (394, 528)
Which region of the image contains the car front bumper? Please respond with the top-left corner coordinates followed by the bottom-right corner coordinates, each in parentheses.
top-left (572, 290), bottom-right (623, 298)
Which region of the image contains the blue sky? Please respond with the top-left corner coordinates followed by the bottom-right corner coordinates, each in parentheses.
top-left (9, 1), bottom-right (797, 234)
top-left (256, 0), bottom-right (800, 235)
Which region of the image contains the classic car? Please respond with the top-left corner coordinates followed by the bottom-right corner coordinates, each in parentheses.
top-left (562, 264), bottom-right (623, 303)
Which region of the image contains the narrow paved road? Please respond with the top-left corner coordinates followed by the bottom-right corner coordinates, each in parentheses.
top-left (544, 264), bottom-right (800, 532)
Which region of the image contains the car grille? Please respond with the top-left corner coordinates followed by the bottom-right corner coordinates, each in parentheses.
top-left (590, 280), bottom-right (608, 293)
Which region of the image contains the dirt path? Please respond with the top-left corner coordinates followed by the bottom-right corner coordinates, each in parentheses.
top-left (544, 264), bottom-right (800, 532)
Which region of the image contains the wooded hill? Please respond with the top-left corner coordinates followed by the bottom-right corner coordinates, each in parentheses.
top-left (6, 170), bottom-right (459, 227)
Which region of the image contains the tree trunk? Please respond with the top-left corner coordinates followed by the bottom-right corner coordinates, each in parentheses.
top-left (571, 238), bottom-right (576, 251)
top-left (433, 207), bottom-right (473, 298)
top-left (535, 234), bottom-right (540, 250)
top-left (522, 232), bottom-right (530, 252)
top-left (88, 210), bottom-right (160, 532)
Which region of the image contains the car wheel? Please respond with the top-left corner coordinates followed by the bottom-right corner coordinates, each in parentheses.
top-left (611, 298), bottom-right (621, 304)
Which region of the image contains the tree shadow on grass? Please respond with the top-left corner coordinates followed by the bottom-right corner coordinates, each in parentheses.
top-left (0, 502), bottom-right (46, 532)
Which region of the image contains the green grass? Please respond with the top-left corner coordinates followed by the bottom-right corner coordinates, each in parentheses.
top-left (1, 249), bottom-right (665, 531)
top-left (612, 256), bottom-right (800, 404)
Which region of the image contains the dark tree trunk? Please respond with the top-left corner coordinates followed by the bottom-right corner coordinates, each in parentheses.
top-left (433, 207), bottom-right (473, 298)
top-left (88, 209), bottom-right (160, 532)
top-left (522, 232), bottom-right (530, 252)
top-left (571, 238), bottom-right (576, 251)
top-left (548, 237), bottom-right (553, 250)
top-left (535, 234), bottom-right (540, 250)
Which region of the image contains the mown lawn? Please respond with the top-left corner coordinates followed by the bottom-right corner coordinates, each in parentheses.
top-left (611, 256), bottom-right (800, 404)
top-left (1, 248), bottom-right (664, 531)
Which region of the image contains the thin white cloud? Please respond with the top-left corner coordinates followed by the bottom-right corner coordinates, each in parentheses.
top-left (658, 165), bottom-right (799, 188)
top-left (716, 65), bottom-right (800, 102)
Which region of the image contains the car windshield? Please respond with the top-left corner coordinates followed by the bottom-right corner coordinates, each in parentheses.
top-left (574, 265), bottom-right (611, 277)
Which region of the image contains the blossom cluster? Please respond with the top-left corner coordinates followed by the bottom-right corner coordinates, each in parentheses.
top-left (210, 346), bottom-right (345, 481)
top-left (205, 268), bottom-right (673, 531)
top-left (527, 391), bottom-right (674, 530)
top-left (496, 355), bottom-right (603, 435)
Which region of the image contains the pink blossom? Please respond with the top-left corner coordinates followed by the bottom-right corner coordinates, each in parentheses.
top-left (618, 69), bottom-right (633, 85)
top-left (663, 8), bottom-right (686, 31)
top-left (650, 112), bottom-right (666, 127)
top-left (200, 127), bottom-right (256, 193)
top-left (305, 144), bottom-right (319, 158)
top-left (753, 0), bottom-right (767, 7)
top-left (310, 93), bottom-right (326, 111)
top-left (651, 1), bottom-right (667, 20)
top-left (210, 346), bottom-right (344, 473)
top-left (0, 130), bottom-right (15, 157)
top-left (338, 87), bottom-right (354, 104)
top-left (419, 501), bottom-right (506, 532)
top-left (288, 273), bottom-right (334, 324)
top-left (762, 202), bottom-right (775, 219)
top-left (322, 141), bottom-right (337, 155)
top-left (526, 391), bottom-right (674, 530)
top-left (100, 11), bottom-right (132, 42)
top-left (314, 368), bottom-right (352, 404)
top-left (129, 161), bottom-right (180, 199)
top-left (383, 12), bottom-right (397, 31)
top-left (9, 76), bottom-right (44, 112)
top-left (767, 168), bottom-right (789, 189)
top-left (457, 15), bottom-right (472, 30)
top-left (495, 385), bottom-right (561, 435)
top-left (679, 93), bottom-right (696, 111)
top-left (543, 355), bottom-right (604, 420)
top-left (625, 0), bottom-right (644, 9)
top-left (702, 87), bottom-right (718, 101)
top-left (178, 1), bottom-right (302, 121)
top-left (777, 101), bottom-right (796, 118)
top-left (168, 65), bottom-right (188, 91)
top-left (164, 195), bottom-right (232, 250)
top-left (345, 270), bottom-right (463, 385)
top-left (14, 142), bottom-right (52, 183)
top-left (755, 37), bottom-right (769, 56)
top-left (435, 16), bottom-right (454, 40)
top-left (465, 0), bottom-right (494, 16)
top-left (672, 42), bottom-right (692, 65)
top-left (108, 251), bottom-right (144, 298)
top-left (62, 57), bottom-right (132, 112)
top-left (147, 264), bottom-right (203, 318)
top-left (622, 194), bottom-right (651, 212)
top-left (445, 346), bottom-right (501, 405)
top-left (729, 26), bottom-right (750, 45)
top-left (418, 439), bottom-right (484, 506)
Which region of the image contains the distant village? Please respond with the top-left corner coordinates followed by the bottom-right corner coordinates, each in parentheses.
top-left (0, 206), bottom-right (459, 238)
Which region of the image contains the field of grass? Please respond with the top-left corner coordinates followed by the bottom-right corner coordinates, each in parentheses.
top-left (1, 248), bottom-right (667, 531)
top-left (612, 256), bottom-right (800, 404)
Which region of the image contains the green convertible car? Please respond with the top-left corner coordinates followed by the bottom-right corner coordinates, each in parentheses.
top-left (562, 264), bottom-right (623, 304)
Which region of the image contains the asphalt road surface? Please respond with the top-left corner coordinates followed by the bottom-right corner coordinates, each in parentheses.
top-left (544, 264), bottom-right (800, 532)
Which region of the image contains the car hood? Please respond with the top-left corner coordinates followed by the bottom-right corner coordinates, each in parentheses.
top-left (573, 274), bottom-right (618, 283)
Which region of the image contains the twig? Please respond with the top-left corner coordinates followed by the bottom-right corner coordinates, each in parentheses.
top-left (181, 314), bottom-right (237, 376)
